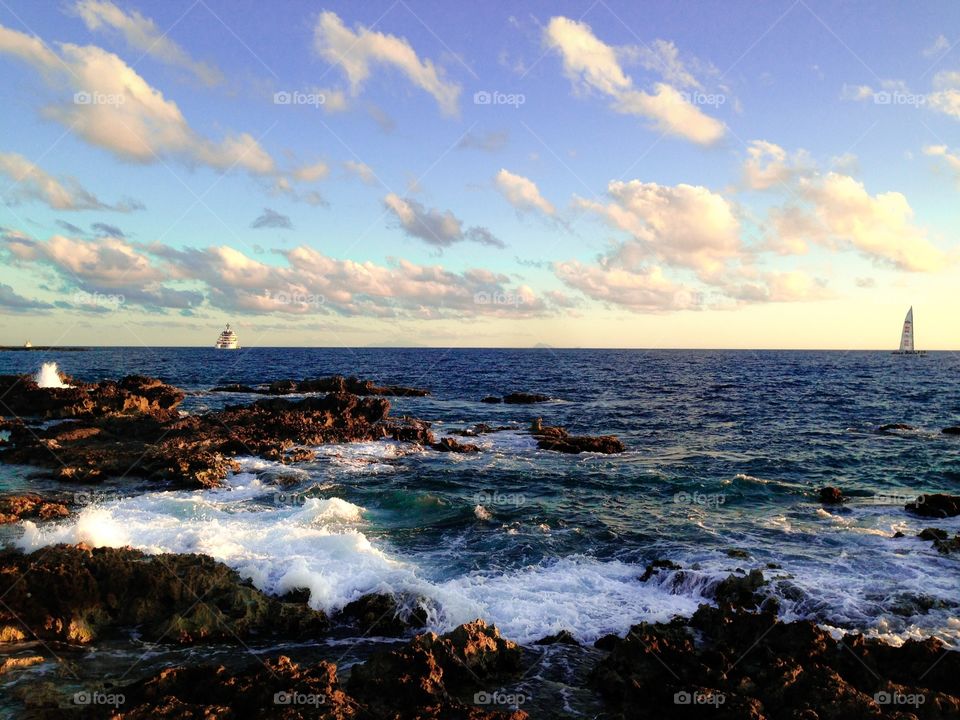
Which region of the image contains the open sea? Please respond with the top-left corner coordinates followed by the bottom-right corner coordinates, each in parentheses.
top-left (1, 347), bottom-right (958, 715)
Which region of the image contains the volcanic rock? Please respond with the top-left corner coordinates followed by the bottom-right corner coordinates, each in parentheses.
top-left (0, 493), bottom-right (69, 524)
top-left (502, 392), bottom-right (551, 404)
top-left (0, 545), bottom-right (327, 644)
top-left (481, 396), bottom-right (502, 404)
top-left (431, 437), bottom-right (481, 453)
top-left (918, 527), bottom-right (960, 554)
top-left (335, 593), bottom-right (428, 636)
top-left (905, 493), bottom-right (960, 518)
top-left (213, 375), bottom-right (430, 397)
top-left (818, 486), bottom-right (845, 504)
top-left (531, 420), bottom-right (625, 454)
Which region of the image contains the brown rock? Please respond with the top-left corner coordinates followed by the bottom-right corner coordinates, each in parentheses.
top-left (818, 486), bottom-right (845, 504)
top-left (532, 423), bottom-right (625, 454)
top-left (431, 437), bottom-right (481, 453)
top-left (905, 493), bottom-right (960, 518)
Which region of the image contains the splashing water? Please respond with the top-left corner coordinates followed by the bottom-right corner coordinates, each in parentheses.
top-left (34, 362), bottom-right (71, 389)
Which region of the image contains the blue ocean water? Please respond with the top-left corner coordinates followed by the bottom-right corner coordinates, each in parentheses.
top-left (2, 348), bottom-right (959, 648)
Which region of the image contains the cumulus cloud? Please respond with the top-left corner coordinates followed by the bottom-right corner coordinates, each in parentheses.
top-left (554, 260), bottom-right (702, 312)
top-left (494, 169), bottom-right (555, 216)
top-left (251, 208), bottom-right (293, 230)
top-left (73, 0), bottom-right (223, 86)
top-left (344, 160), bottom-right (378, 185)
top-left (313, 11), bottom-right (460, 116)
top-left (0, 24), bottom-right (277, 176)
top-left (0, 152), bottom-right (140, 211)
top-left (923, 144), bottom-right (960, 178)
top-left (383, 194), bottom-right (504, 249)
top-left (742, 140), bottom-right (813, 191)
top-left (576, 179), bottom-right (741, 278)
top-left (543, 17), bottom-right (725, 144)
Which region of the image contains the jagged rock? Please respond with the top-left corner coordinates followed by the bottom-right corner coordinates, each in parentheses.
top-left (0, 493), bottom-right (69, 524)
top-left (0, 373), bottom-right (184, 420)
top-left (531, 421), bottom-right (625, 454)
top-left (0, 545), bottom-right (327, 645)
top-left (639, 559), bottom-right (681, 582)
top-left (712, 569), bottom-right (767, 609)
top-left (348, 620), bottom-right (524, 716)
top-left (450, 423), bottom-right (510, 437)
top-left (431, 437), bottom-right (481, 453)
top-left (381, 416), bottom-right (435, 444)
top-left (502, 392), bottom-right (551, 404)
top-left (918, 527), bottom-right (960, 553)
top-left (534, 630), bottom-right (580, 646)
top-left (213, 375), bottom-right (430, 397)
top-left (818, 486), bottom-right (845, 504)
top-left (591, 604), bottom-right (960, 720)
top-left (905, 493), bottom-right (960, 518)
top-left (335, 593), bottom-right (427, 636)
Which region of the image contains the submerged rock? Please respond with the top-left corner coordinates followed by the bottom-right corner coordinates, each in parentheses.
top-left (502, 392), bottom-right (551, 404)
top-left (905, 493), bottom-right (960, 518)
top-left (917, 527), bottom-right (960, 554)
top-left (942, 426), bottom-right (960, 435)
top-left (431, 437), bottom-right (481, 453)
top-left (481, 396), bottom-right (503, 404)
top-left (335, 593), bottom-right (428, 636)
top-left (712, 569), bottom-right (767, 609)
top-left (0, 545), bottom-right (327, 645)
top-left (878, 423), bottom-right (915, 433)
top-left (818, 486), bottom-right (845, 504)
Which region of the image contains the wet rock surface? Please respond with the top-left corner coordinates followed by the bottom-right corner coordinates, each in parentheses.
top-left (591, 604), bottom-right (960, 720)
top-left (431, 437), bottom-right (481, 453)
top-left (818, 486), bottom-right (845, 504)
top-left (0, 493), bottom-right (70, 524)
top-left (917, 527), bottom-right (960, 554)
top-left (0, 374), bottom-right (184, 420)
top-left (530, 419), bottom-right (625, 454)
top-left (211, 375), bottom-right (430, 397)
top-left (334, 592), bottom-right (428, 637)
top-left (905, 493), bottom-right (960, 518)
top-left (0, 545), bottom-right (327, 645)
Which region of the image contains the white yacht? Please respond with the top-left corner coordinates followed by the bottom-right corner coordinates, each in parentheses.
top-left (892, 307), bottom-right (925, 355)
top-left (23, 340), bottom-right (32, 348)
top-left (214, 324), bottom-right (240, 350)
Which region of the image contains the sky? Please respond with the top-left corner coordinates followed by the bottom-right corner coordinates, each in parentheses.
top-left (0, 0), bottom-right (958, 349)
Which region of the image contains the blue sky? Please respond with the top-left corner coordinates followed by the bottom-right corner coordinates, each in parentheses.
top-left (0, 0), bottom-right (958, 348)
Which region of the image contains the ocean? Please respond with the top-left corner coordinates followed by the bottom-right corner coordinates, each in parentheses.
top-left (1, 348), bottom-right (958, 714)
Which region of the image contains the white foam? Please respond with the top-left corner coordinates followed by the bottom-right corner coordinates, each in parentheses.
top-left (34, 362), bottom-right (71, 389)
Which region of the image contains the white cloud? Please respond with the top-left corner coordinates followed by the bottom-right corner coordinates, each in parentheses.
top-left (344, 160), bottom-right (378, 185)
top-left (313, 11), bottom-right (460, 117)
top-left (922, 34), bottom-right (950, 58)
top-left (923, 143), bottom-right (960, 178)
top-left (494, 169), bottom-right (555, 215)
top-left (73, 0), bottom-right (223, 86)
top-left (0, 152), bottom-right (139, 211)
top-left (554, 260), bottom-right (702, 312)
top-left (742, 140), bottom-right (812, 190)
top-left (383, 193), bottom-right (504, 248)
top-left (0, 24), bottom-right (276, 176)
top-left (543, 16), bottom-right (725, 145)
top-left (576, 179), bottom-right (742, 277)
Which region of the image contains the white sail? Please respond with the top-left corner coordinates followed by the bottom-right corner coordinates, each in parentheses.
top-left (898, 307), bottom-right (914, 353)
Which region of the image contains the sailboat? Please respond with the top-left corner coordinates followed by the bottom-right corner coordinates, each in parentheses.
top-left (892, 307), bottom-right (926, 355)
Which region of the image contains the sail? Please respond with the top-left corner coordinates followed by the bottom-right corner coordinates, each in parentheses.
top-left (898, 307), bottom-right (914, 353)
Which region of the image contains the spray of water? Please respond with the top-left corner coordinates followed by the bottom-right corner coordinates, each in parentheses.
top-left (34, 362), bottom-right (71, 389)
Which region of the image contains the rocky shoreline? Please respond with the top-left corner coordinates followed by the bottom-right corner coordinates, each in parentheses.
top-left (0, 544), bottom-right (957, 718)
top-left (1, 372), bottom-right (959, 717)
